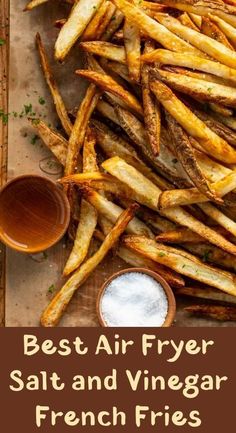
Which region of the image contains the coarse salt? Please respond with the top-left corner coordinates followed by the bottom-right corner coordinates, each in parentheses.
top-left (101, 272), bottom-right (168, 327)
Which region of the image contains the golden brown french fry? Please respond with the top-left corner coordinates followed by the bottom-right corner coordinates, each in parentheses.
top-left (96, 100), bottom-right (120, 125)
top-left (142, 41), bottom-right (161, 156)
top-left (79, 186), bottom-right (155, 238)
top-left (106, 61), bottom-right (133, 84)
top-left (150, 79), bottom-right (236, 164)
top-left (123, 0), bottom-right (141, 82)
top-left (29, 119), bottom-right (68, 166)
top-left (65, 84), bottom-right (101, 176)
top-left (184, 242), bottom-right (236, 272)
top-left (142, 49), bottom-right (236, 85)
top-left (35, 33), bottom-right (73, 137)
top-left (178, 12), bottom-right (200, 31)
top-left (175, 286), bottom-right (236, 304)
top-left (189, 13), bottom-right (202, 28)
top-left (199, 202), bottom-right (236, 237)
top-left (123, 235), bottom-right (236, 295)
top-left (24, 0), bottom-right (48, 10)
top-left (157, 68), bottom-right (236, 107)
top-left (101, 156), bottom-right (236, 255)
top-left (81, 1), bottom-right (111, 41)
top-left (212, 113), bottom-right (236, 131)
top-left (41, 203), bottom-right (139, 326)
top-left (155, 13), bottom-right (236, 67)
top-left (165, 113), bottom-right (221, 203)
top-left (156, 228), bottom-right (204, 244)
top-left (55, 0), bottom-right (103, 61)
top-left (63, 200), bottom-right (97, 276)
top-left (80, 41), bottom-right (126, 63)
top-left (209, 13), bottom-right (236, 49)
top-left (101, 9), bottom-right (124, 41)
top-left (208, 102), bottom-right (233, 118)
top-left (201, 17), bottom-right (234, 50)
top-left (185, 304), bottom-right (236, 321)
top-left (155, 0), bottom-right (236, 27)
top-left (54, 18), bottom-right (67, 29)
top-left (83, 128), bottom-right (99, 173)
top-left (194, 150), bottom-right (231, 183)
top-left (159, 169), bottom-right (236, 208)
top-left (112, 0), bottom-right (207, 56)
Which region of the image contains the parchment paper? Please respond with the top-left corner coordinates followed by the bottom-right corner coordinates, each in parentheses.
top-left (6, 0), bottom-right (235, 327)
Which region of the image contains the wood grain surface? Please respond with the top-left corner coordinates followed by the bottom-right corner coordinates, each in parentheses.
top-left (0, 0), bottom-right (9, 326)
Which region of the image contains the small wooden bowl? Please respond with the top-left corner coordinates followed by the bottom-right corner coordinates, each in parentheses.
top-left (0, 174), bottom-right (70, 253)
top-left (97, 267), bottom-right (176, 327)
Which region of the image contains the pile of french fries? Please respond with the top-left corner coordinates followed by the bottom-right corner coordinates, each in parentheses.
top-left (25, 0), bottom-right (236, 326)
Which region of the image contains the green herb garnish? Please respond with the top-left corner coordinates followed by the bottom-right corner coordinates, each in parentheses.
top-left (48, 284), bottom-right (55, 294)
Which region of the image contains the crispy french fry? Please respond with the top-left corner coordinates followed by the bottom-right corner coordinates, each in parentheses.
top-left (189, 13), bottom-right (202, 28)
top-left (101, 9), bottom-right (124, 41)
top-left (123, 0), bottom-right (141, 82)
top-left (81, 1), bottom-right (111, 41)
top-left (184, 243), bottom-right (236, 272)
top-left (199, 202), bottom-right (236, 237)
top-left (155, 0), bottom-right (236, 27)
top-left (176, 286), bottom-right (236, 304)
top-left (165, 66), bottom-right (236, 90)
top-left (142, 41), bottom-right (161, 156)
top-left (157, 68), bottom-right (236, 107)
top-left (155, 13), bottom-right (236, 68)
top-left (194, 150), bottom-right (231, 182)
top-left (178, 12), bottom-right (199, 31)
top-left (35, 33), bottom-right (73, 137)
top-left (96, 99), bottom-right (120, 125)
top-left (55, 0), bottom-right (103, 61)
top-left (159, 169), bottom-right (236, 208)
top-left (80, 41), bottom-right (126, 63)
top-left (212, 113), bottom-right (236, 131)
top-left (185, 304), bottom-right (236, 321)
top-left (201, 17), bottom-right (234, 50)
top-left (112, 0), bottom-right (207, 56)
top-left (76, 69), bottom-right (143, 116)
top-left (65, 84), bottom-right (101, 176)
top-left (79, 186), bottom-right (155, 238)
top-left (209, 13), bottom-right (236, 49)
top-left (123, 235), bottom-right (236, 295)
top-left (24, 0), bottom-right (48, 10)
top-left (165, 112), bottom-right (221, 203)
top-left (150, 79), bottom-right (236, 164)
top-left (142, 49), bottom-right (236, 85)
top-left (83, 128), bottom-right (99, 173)
top-left (29, 119), bottom-right (68, 166)
top-left (41, 204), bottom-right (139, 326)
top-left (106, 61), bottom-right (133, 84)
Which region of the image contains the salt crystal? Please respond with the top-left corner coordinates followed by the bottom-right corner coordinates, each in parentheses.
top-left (101, 272), bottom-right (168, 327)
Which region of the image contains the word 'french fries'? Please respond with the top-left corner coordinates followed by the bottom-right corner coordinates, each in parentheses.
top-left (55, 0), bottom-right (103, 61)
top-left (123, 236), bottom-right (236, 295)
top-left (150, 79), bottom-right (236, 164)
top-left (185, 304), bottom-right (236, 321)
top-left (35, 33), bottom-right (73, 137)
top-left (41, 204), bottom-right (139, 326)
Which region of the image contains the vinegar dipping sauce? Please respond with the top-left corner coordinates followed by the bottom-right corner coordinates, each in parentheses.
top-left (100, 272), bottom-right (168, 327)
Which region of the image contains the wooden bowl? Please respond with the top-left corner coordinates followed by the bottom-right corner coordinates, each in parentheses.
top-left (97, 267), bottom-right (176, 327)
top-left (0, 175), bottom-right (70, 253)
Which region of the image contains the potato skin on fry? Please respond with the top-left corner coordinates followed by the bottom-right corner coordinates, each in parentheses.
top-left (185, 304), bottom-right (236, 321)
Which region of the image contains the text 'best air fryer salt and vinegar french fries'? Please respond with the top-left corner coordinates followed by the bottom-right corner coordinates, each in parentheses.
top-left (22, 0), bottom-right (236, 326)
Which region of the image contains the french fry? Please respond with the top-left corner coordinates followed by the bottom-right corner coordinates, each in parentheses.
top-left (175, 286), bottom-right (236, 304)
top-left (24, 0), bottom-right (48, 10)
top-left (55, 0), bottom-right (103, 61)
top-left (184, 243), bottom-right (236, 272)
top-left (35, 33), bottom-right (73, 137)
top-left (41, 204), bottom-right (139, 326)
top-left (201, 17), bottom-right (234, 50)
top-left (194, 150), bottom-right (231, 183)
top-left (198, 202), bottom-right (236, 237)
top-left (80, 41), bottom-right (126, 63)
top-left (189, 13), bottom-right (202, 28)
top-left (123, 235), bottom-right (236, 295)
top-left (155, 13), bottom-right (236, 68)
top-left (83, 128), bottom-right (99, 172)
top-left (185, 304), bottom-right (236, 321)
top-left (165, 112), bottom-right (221, 203)
top-left (29, 119), bottom-right (68, 166)
top-left (142, 49), bottom-right (236, 85)
top-left (178, 12), bottom-right (200, 31)
top-left (76, 70), bottom-right (143, 116)
top-left (156, 228), bottom-right (204, 243)
top-left (209, 13), bottom-right (236, 49)
top-left (106, 61), bottom-right (133, 84)
top-left (212, 113), bottom-right (236, 131)
top-left (123, 0), bottom-right (141, 82)
top-left (142, 41), bottom-right (161, 156)
top-left (112, 0), bottom-right (207, 56)
top-left (155, 0), bottom-right (236, 27)
top-left (65, 84), bottom-right (101, 176)
top-left (96, 99), bottom-right (120, 125)
top-left (101, 9), bottom-right (124, 41)
top-left (91, 1), bottom-right (116, 41)
top-left (81, 1), bottom-right (111, 41)
top-left (150, 79), bottom-right (236, 164)
top-left (79, 186), bottom-right (155, 238)
top-left (157, 68), bottom-right (236, 107)
top-left (159, 169), bottom-right (236, 208)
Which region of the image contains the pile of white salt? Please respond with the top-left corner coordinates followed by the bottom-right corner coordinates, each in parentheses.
top-left (101, 272), bottom-right (168, 327)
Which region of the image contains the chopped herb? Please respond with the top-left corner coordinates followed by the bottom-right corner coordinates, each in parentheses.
top-left (24, 103), bottom-right (33, 115)
top-left (0, 109), bottom-right (9, 125)
top-left (172, 158), bottom-right (178, 164)
top-left (111, 15), bottom-right (116, 20)
top-left (38, 96), bottom-right (45, 105)
top-left (182, 264), bottom-right (186, 269)
top-left (207, 87), bottom-right (212, 92)
top-left (31, 134), bottom-right (39, 145)
top-left (48, 284), bottom-right (55, 294)
top-left (32, 118), bottom-right (40, 125)
top-left (158, 252), bottom-right (166, 257)
top-left (0, 38), bottom-right (6, 46)
top-left (202, 250), bottom-right (212, 262)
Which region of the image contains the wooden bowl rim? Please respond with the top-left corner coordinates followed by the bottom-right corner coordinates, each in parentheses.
top-left (97, 267), bottom-right (176, 328)
top-left (0, 174), bottom-right (70, 253)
